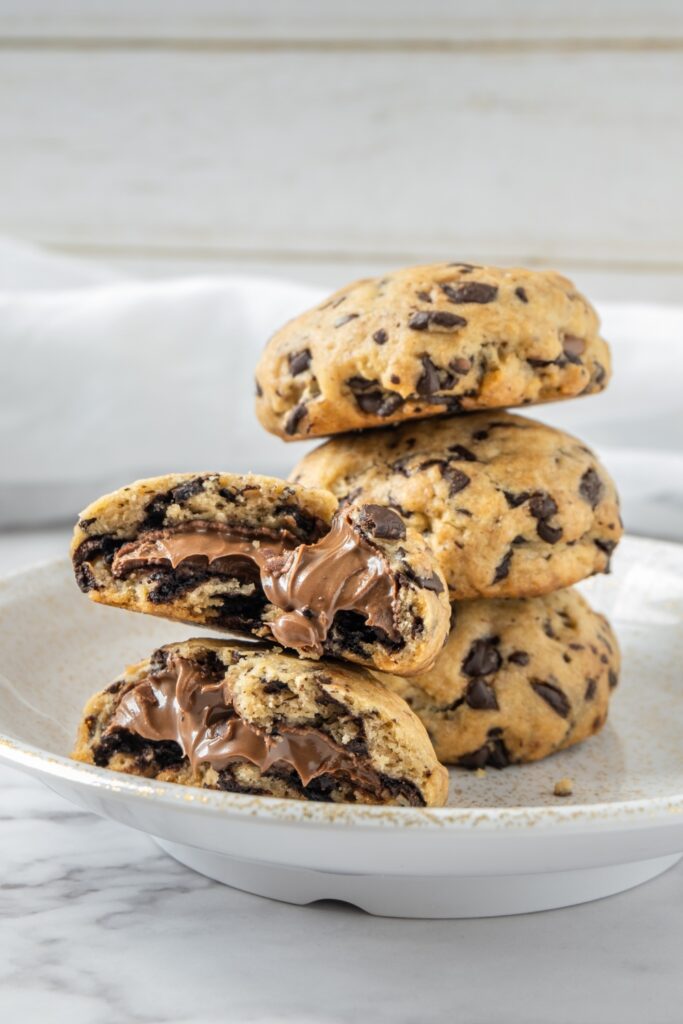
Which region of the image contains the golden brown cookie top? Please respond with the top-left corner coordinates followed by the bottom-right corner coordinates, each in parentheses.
top-left (255, 263), bottom-right (610, 440)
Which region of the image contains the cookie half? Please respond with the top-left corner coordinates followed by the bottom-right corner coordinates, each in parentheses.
top-left (255, 263), bottom-right (610, 440)
top-left (374, 589), bottom-right (619, 768)
top-left (72, 473), bottom-right (450, 675)
top-left (72, 638), bottom-right (449, 807)
top-left (290, 411), bottom-right (622, 600)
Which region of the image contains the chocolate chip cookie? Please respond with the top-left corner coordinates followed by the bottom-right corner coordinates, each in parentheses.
top-left (72, 638), bottom-right (449, 807)
top-left (255, 263), bottom-right (610, 440)
top-left (290, 411), bottom-right (622, 599)
top-left (374, 588), bottom-right (619, 767)
top-left (72, 473), bottom-right (450, 675)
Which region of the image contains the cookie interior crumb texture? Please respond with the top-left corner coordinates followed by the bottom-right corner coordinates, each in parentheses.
top-left (72, 638), bottom-right (449, 807)
top-left (71, 472), bottom-right (450, 676)
top-left (255, 263), bottom-right (611, 440)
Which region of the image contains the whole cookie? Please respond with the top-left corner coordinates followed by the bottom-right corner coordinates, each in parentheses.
top-left (73, 637), bottom-right (449, 807)
top-left (374, 589), bottom-right (619, 767)
top-left (255, 263), bottom-right (611, 440)
top-left (71, 472), bottom-right (450, 676)
top-left (290, 411), bottom-right (622, 599)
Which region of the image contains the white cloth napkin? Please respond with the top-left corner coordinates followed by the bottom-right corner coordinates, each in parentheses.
top-left (1, 239), bottom-right (681, 539)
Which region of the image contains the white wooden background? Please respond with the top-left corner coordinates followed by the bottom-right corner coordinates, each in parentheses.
top-left (0, 0), bottom-right (682, 301)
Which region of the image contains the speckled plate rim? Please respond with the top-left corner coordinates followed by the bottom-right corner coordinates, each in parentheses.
top-left (2, 729), bottom-right (683, 833)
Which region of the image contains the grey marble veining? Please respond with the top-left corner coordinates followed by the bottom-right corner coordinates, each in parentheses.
top-left (1, 763), bottom-right (682, 1024)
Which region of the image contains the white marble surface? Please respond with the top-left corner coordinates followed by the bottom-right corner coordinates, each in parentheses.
top-left (1, 761), bottom-right (682, 1024)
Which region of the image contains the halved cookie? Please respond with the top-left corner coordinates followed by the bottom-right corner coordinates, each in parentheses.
top-left (290, 411), bottom-right (622, 600)
top-left (72, 638), bottom-right (449, 807)
top-left (255, 262), bottom-right (610, 440)
top-left (72, 473), bottom-right (450, 675)
top-left (374, 588), bottom-right (619, 768)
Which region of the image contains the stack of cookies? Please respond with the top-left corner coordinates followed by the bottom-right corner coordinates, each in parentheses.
top-left (70, 262), bottom-right (621, 808)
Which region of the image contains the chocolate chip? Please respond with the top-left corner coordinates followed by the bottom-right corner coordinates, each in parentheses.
top-left (584, 678), bottom-right (597, 700)
top-left (538, 521), bottom-right (563, 543)
top-left (512, 535), bottom-right (527, 545)
top-left (75, 562), bottom-right (97, 592)
top-left (457, 736), bottom-right (510, 770)
top-left (595, 538), bottom-right (616, 556)
top-left (447, 444), bottom-right (477, 462)
top-left (255, 378), bottom-right (263, 397)
top-left (543, 620), bottom-right (557, 639)
top-left (377, 392), bottom-right (404, 416)
top-left (334, 313), bottom-right (359, 328)
top-left (462, 637), bottom-right (502, 677)
top-left (442, 465), bottom-right (470, 496)
top-left (407, 311), bottom-right (430, 331)
top-left (579, 467), bottom-right (603, 509)
top-left (508, 650), bottom-right (529, 666)
top-left (415, 571), bottom-right (444, 594)
top-left (358, 504), bottom-right (406, 541)
top-left (448, 357), bottom-right (471, 375)
top-left (472, 430), bottom-right (489, 441)
top-left (608, 669), bottom-right (618, 689)
top-left (503, 490), bottom-right (531, 508)
top-left (563, 335), bottom-right (586, 363)
top-left (431, 310), bottom-right (468, 329)
top-left (416, 354), bottom-right (441, 397)
top-left (528, 492), bottom-right (563, 544)
top-left (492, 549), bottom-right (513, 584)
top-left (284, 403), bottom-right (307, 435)
top-left (78, 517), bottom-right (96, 530)
top-left (466, 679), bottom-right (499, 710)
top-left (171, 477), bottom-right (207, 504)
top-left (415, 290), bottom-right (432, 302)
top-left (441, 282), bottom-right (498, 304)
top-left (531, 679), bottom-right (570, 718)
top-left (347, 377), bottom-right (403, 416)
top-left (288, 349), bottom-right (311, 376)
top-left (408, 310), bottom-right (467, 331)
top-left (515, 286), bottom-right (528, 303)
top-left (593, 363), bottom-right (607, 385)
top-left (372, 329), bottom-right (388, 345)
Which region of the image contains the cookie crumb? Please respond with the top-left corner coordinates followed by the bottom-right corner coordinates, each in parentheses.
top-left (554, 777), bottom-right (573, 797)
top-left (475, 768), bottom-right (487, 778)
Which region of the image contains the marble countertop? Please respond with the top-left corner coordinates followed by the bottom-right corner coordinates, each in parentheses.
top-left (2, 533), bottom-right (683, 1024)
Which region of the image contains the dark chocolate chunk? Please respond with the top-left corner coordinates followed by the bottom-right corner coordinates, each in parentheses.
top-left (284, 403), bottom-right (307, 436)
top-left (584, 678), bottom-right (597, 700)
top-left (457, 736), bottom-right (510, 770)
top-left (430, 310), bottom-right (468, 329)
top-left (78, 517), bottom-right (96, 530)
top-left (372, 329), bottom-right (388, 345)
top-left (75, 562), bottom-right (97, 592)
top-left (531, 679), bottom-right (570, 718)
top-left (442, 465), bottom-right (470, 496)
top-left (579, 467), bottom-right (603, 509)
top-left (537, 520), bottom-right (563, 544)
top-left (448, 356), bottom-right (471, 375)
top-left (441, 282), bottom-right (498, 304)
top-left (416, 354), bottom-right (441, 397)
top-left (515, 286), bottom-right (528, 303)
top-left (415, 290), bottom-right (432, 302)
top-left (334, 313), bottom-right (359, 328)
top-left (288, 348), bottom-right (312, 376)
top-left (608, 669), bottom-right (618, 689)
top-left (358, 504), bottom-right (406, 541)
top-left (447, 444), bottom-right (477, 462)
top-left (462, 637), bottom-right (502, 677)
top-left (503, 490), bottom-right (531, 508)
top-left (255, 378), bottom-right (263, 397)
top-left (407, 311), bottom-right (431, 331)
top-left (171, 477), bottom-right (207, 504)
top-left (492, 549), bottom-right (513, 584)
top-left (528, 492), bottom-right (563, 543)
top-left (466, 678), bottom-right (499, 711)
top-left (508, 650), bottom-right (530, 666)
top-left (472, 429), bottom-right (489, 441)
top-left (593, 362), bottom-right (607, 385)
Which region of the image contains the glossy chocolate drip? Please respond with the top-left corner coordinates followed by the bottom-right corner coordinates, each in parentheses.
top-left (108, 655), bottom-right (380, 790)
top-left (111, 513), bottom-right (399, 656)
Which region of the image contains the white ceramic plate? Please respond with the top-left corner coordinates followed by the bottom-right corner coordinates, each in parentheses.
top-left (1, 536), bottom-right (682, 918)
